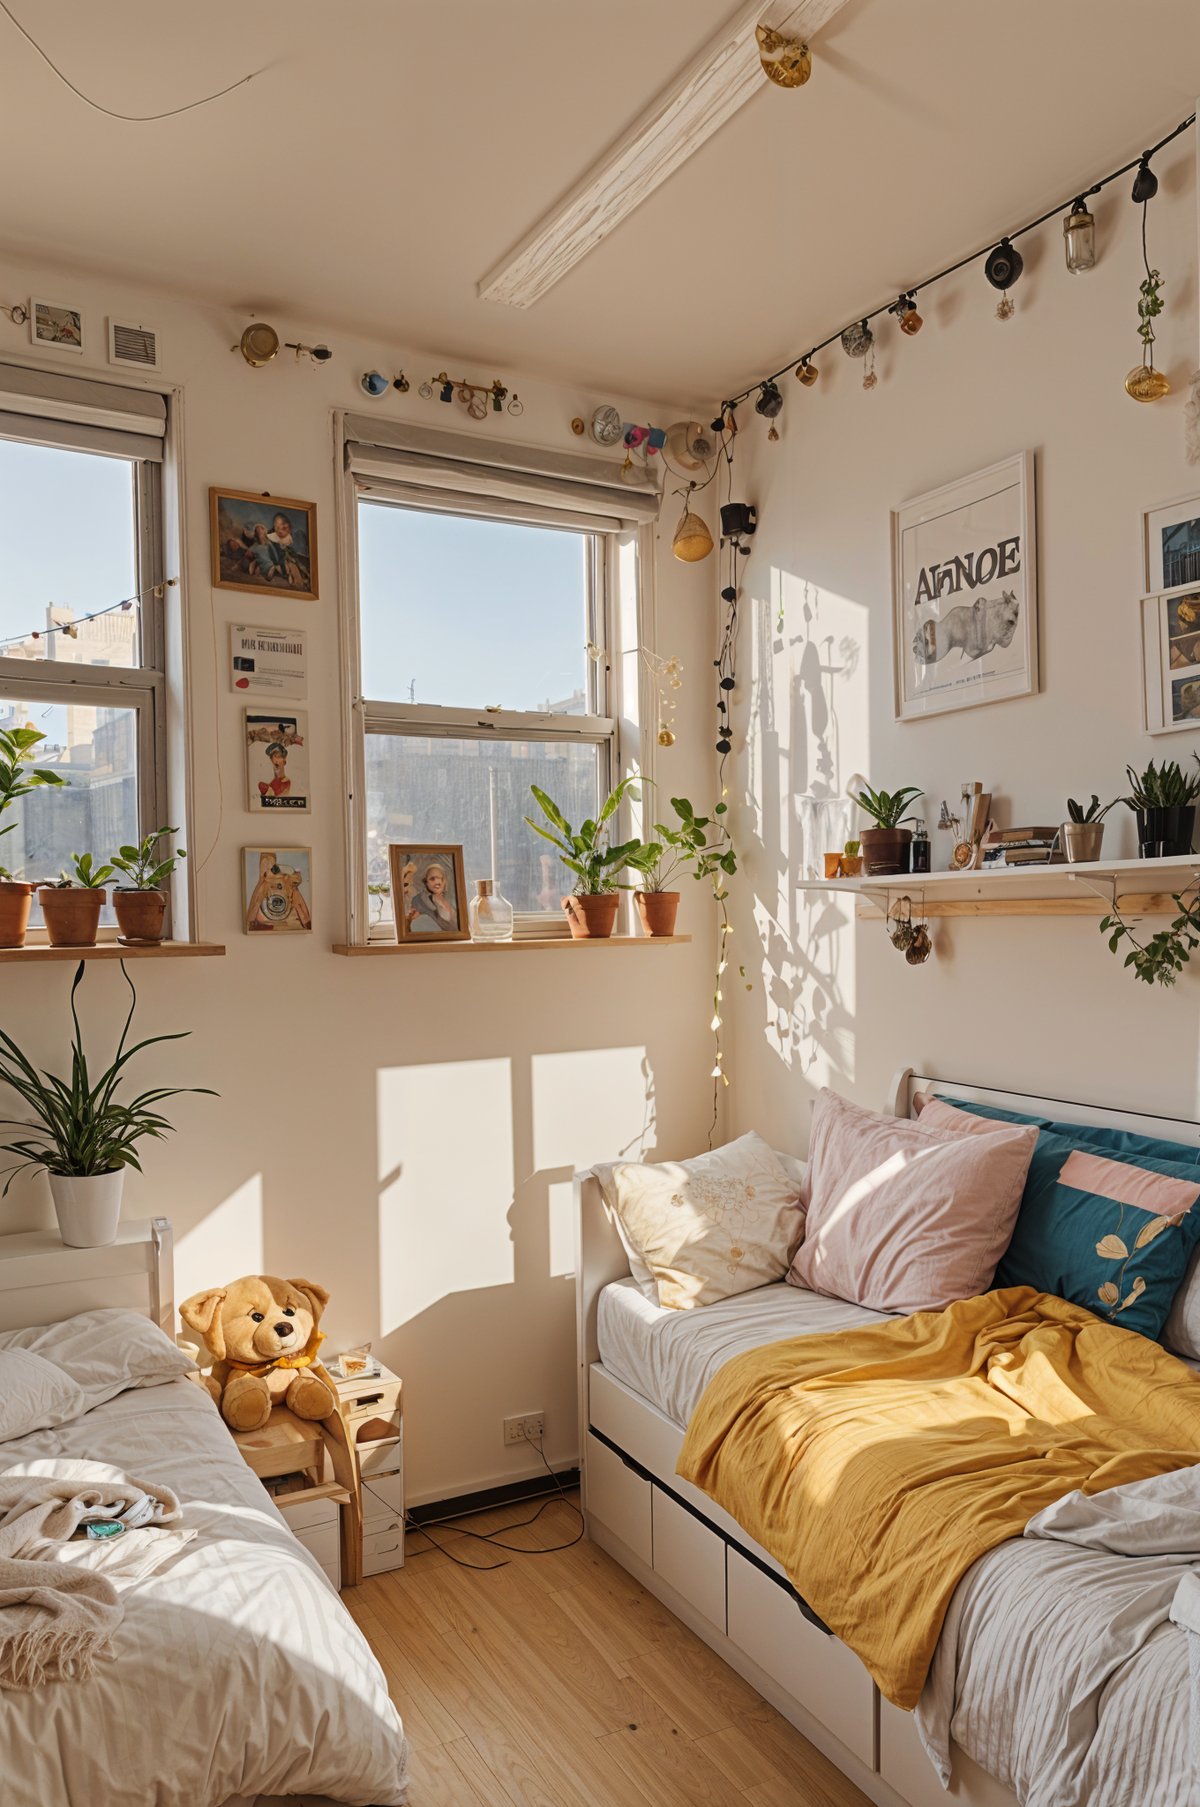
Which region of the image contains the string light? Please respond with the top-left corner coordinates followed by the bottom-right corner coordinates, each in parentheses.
top-left (0, 579), bottom-right (177, 655)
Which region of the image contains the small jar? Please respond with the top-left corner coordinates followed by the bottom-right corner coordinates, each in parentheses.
top-left (910, 820), bottom-right (931, 874)
top-left (469, 878), bottom-right (513, 942)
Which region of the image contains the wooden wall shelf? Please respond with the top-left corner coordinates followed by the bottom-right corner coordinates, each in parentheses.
top-left (332, 935), bottom-right (692, 955)
top-left (0, 941), bottom-right (225, 964)
top-left (802, 855), bottom-right (1200, 920)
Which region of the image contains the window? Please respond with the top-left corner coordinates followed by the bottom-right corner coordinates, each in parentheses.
top-left (0, 369), bottom-right (166, 931)
top-left (343, 414), bottom-right (661, 944)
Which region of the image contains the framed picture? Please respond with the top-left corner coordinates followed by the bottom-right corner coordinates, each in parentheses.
top-left (243, 847), bottom-right (312, 934)
top-left (388, 843), bottom-right (469, 943)
top-left (30, 298), bottom-right (83, 355)
top-left (211, 489), bottom-right (318, 601)
top-left (245, 709), bottom-right (309, 812)
top-left (891, 452), bottom-right (1037, 722)
top-left (1139, 586), bottom-right (1200, 734)
top-left (229, 623), bottom-right (307, 697)
top-left (1144, 495), bottom-right (1200, 593)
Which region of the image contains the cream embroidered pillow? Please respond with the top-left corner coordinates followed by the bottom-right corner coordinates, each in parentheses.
top-left (603, 1132), bottom-right (804, 1310)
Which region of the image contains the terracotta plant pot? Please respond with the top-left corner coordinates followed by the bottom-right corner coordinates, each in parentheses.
top-left (0, 879), bottom-right (33, 949)
top-left (39, 886), bottom-right (105, 948)
top-left (840, 855), bottom-right (864, 878)
top-left (860, 827), bottom-right (913, 877)
top-left (562, 894), bottom-right (619, 939)
top-left (635, 891), bottom-right (680, 937)
top-left (114, 888), bottom-right (167, 945)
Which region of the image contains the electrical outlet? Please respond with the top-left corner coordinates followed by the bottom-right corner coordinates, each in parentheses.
top-left (503, 1412), bottom-right (545, 1446)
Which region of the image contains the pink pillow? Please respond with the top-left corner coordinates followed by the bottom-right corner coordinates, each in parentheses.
top-left (913, 1092), bottom-right (997, 1135)
top-left (789, 1089), bottom-right (1038, 1312)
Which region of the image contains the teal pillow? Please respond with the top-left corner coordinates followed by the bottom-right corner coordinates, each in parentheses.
top-left (992, 1128), bottom-right (1200, 1339)
top-left (950, 1097), bottom-right (1200, 1172)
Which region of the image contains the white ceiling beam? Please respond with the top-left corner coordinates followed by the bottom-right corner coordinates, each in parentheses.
top-left (477, 0), bottom-right (851, 309)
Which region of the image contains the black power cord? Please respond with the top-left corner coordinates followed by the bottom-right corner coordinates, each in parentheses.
top-left (401, 1430), bottom-right (584, 1573)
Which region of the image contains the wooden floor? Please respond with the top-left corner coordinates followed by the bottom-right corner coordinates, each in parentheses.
top-left (348, 1493), bottom-right (872, 1807)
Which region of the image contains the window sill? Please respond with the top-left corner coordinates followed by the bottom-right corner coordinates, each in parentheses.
top-left (0, 941), bottom-right (226, 964)
top-left (332, 935), bottom-right (693, 955)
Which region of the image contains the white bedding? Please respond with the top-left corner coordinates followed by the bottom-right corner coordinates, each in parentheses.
top-left (0, 1370), bottom-right (408, 1807)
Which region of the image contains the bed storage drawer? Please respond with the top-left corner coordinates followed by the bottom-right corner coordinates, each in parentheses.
top-left (879, 1700), bottom-right (1016, 1807)
top-left (652, 1486), bottom-right (726, 1630)
top-left (586, 1431), bottom-right (652, 1565)
top-left (726, 1548), bottom-right (874, 1768)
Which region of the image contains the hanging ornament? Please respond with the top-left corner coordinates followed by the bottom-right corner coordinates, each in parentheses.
top-left (664, 420), bottom-right (716, 472)
top-left (392, 371), bottom-right (410, 393)
top-left (1131, 156), bottom-right (1159, 204)
top-left (1063, 199), bottom-right (1096, 274)
top-left (507, 392), bottom-right (524, 415)
top-left (418, 379), bottom-right (433, 399)
top-left (840, 320), bottom-right (873, 360)
top-left (1126, 196), bottom-right (1170, 403)
top-left (672, 485), bottom-right (714, 562)
top-left (755, 381), bottom-right (783, 418)
top-left (906, 922), bottom-right (932, 965)
top-left (795, 357), bottom-right (819, 386)
top-left (642, 649), bottom-right (683, 747)
top-left (889, 294), bottom-right (923, 335)
top-left (755, 22), bottom-right (812, 87)
top-left (984, 239), bottom-right (1023, 319)
top-left (862, 341), bottom-right (877, 391)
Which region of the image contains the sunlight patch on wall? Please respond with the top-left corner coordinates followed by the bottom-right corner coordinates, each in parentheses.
top-left (530, 1045), bottom-right (653, 1170)
top-left (547, 1178), bottom-right (575, 1279)
top-left (376, 1058), bottom-right (514, 1335)
top-left (176, 1175), bottom-right (263, 1296)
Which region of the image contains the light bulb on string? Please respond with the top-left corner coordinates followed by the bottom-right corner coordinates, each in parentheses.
top-left (984, 239), bottom-right (1023, 319)
top-left (889, 293), bottom-right (923, 335)
top-left (1131, 157), bottom-right (1158, 204)
top-left (1063, 198), bottom-right (1096, 273)
top-left (795, 357), bottom-right (819, 386)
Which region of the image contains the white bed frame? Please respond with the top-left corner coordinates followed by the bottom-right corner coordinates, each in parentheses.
top-left (575, 1069), bottom-right (1200, 1807)
top-left (0, 1216), bottom-right (173, 1333)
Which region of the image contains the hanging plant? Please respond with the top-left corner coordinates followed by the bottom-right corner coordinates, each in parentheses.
top-left (1099, 890), bottom-right (1200, 987)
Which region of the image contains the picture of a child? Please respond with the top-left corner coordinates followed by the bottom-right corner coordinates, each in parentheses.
top-left (407, 858), bottom-right (458, 933)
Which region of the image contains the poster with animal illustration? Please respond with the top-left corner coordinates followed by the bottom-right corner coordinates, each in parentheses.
top-left (892, 453), bottom-right (1038, 721)
top-left (245, 709), bottom-right (309, 812)
top-left (243, 848), bottom-right (312, 934)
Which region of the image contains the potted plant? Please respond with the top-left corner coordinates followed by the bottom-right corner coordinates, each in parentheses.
top-left (38, 852), bottom-right (115, 948)
top-left (110, 827), bottom-right (185, 945)
top-left (1063, 794), bottom-right (1115, 863)
top-left (853, 783), bottom-right (925, 876)
top-left (1122, 758), bottom-right (1200, 859)
top-left (0, 960), bottom-right (214, 1247)
top-left (0, 725), bottom-right (67, 948)
top-left (623, 796), bottom-right (737, 937)
top-left (525, 777), bottom-right (642, 938)
top-left (841, 838), bottom-right (863, 878)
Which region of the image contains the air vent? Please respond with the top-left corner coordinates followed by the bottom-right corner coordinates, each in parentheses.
top-left (107, 318), bottom-right (161, 372)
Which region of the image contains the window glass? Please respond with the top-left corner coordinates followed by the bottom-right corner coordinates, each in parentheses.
top-left (365, 733), bottom-right (601, 924)
top-left (0, 439), bottom-right (139, 666)
top-left (358, 502), bottom-right (593, 712)
top-left (0, 694), bottom-right (139, 926)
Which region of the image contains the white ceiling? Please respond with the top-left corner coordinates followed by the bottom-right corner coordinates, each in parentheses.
top-left (1, 0), bottom-right (1199, 405)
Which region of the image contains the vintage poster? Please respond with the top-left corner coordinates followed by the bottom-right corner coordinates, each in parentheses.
top-left (245, 709), bottom-right (309, 812)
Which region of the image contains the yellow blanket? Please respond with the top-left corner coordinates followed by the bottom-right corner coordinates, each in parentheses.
top-left (676, 1286), bottom-right (1200, 1708)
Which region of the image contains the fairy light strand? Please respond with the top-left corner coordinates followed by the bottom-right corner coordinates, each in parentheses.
top-left (0, 578), bottom-right (177, 655)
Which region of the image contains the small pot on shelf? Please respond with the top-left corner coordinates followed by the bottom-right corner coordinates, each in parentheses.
top-left (0, 879), bottom-right (33, 948)
top-left (113, 888), bottom-right (167, 945)
top-left (39, 886), bottom-right (105, 947)
top-left (635, 891), bottom-right (680, 937)
top-left (48, 1169), bottom-right (124, 1248)
top-left (859, 827), bottom-right (913, 877)
top-left (1062, 821), bottom-right (1105, 863)
top-left (562, 894), bottom-right (619, 939)
top-left (1135, 806), bottom-right (1195, 860)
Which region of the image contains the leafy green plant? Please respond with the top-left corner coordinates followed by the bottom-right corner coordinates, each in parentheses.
top-left (0, 960), bottom-right (215, 1191)
top-left (0, 724), bottom-right (67, 879)
top-left (1122, 758), bottom-right (1200, 811)
top-left (110, 827), bottom-right (186, 892)
top-left (1137, 269), bottom-right (1165, 348)
top-left (624, 796), bottom-right (737, 893)
top-left (854, 783), bottom-right (924, 829)
top-left (1067, 794), bottom-right (1115, 824)
top-left (52, 852), bottom-right (116, 890)
top-left (525, 777), bottom-right (642, 895)
top-left (1100, 893), bottom-right (1200, 989)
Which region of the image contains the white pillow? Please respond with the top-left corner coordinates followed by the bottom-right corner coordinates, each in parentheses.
top-left (0, 1348), bottom-right (86, 1442)
top-left (0, 1308), bottom-right (195, 1410)
top-left (597, 1132), bottom-right (804, 1310)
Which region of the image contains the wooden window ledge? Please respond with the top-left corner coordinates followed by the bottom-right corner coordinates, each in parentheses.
top-left (0, 941), bottom-right (226, 964)
top-left (332, 935), bottom-right (692, 955)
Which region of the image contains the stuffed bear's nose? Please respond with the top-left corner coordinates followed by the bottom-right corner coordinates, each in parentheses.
top-left (273, 1321), bottom-right (293, 1338)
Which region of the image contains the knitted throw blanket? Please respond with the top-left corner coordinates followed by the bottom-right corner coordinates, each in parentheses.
top-left (0, 1462), bottom-right (183, 1689)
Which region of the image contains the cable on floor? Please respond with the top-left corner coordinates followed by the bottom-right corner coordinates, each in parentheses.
top-left (401, 1430), bottom-right (584, 1572)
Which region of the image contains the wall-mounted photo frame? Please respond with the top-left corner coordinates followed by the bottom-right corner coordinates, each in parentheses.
top-left (891, 451), bottom-right (1038, 722)
top-left (211, 488), bottom-right (318, 601)
top-left (388, 843), bottom-right (469, 943)
top-left (30, 299), bottom-right (83, 355)
top-left (245, 708), bottom-right (309, 812)
top-left (1144, 495), bottom-right (1200, 593)
top-left (243, 847), bottom-right (313, 933)
top-left (1139, 585), bottom-right (1200, 734)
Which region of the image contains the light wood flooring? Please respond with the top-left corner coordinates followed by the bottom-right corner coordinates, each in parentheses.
top-left (348, 1492), bottom-right (872, 1807)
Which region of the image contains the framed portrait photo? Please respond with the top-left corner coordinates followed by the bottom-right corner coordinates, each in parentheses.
top-left (1139, 586), bottom-right (1200, 734)
top-left (891, 451), bottom-right (1037, 722)
top-left (243, 847), bottom-right (313, 934)
top-left (245, 708), bottom-right (309, 812)
top-left (1144, 495), bottom-right (1200, 593)
top-left (211, 488), bottom-right (318, 601)
top-left (389, 843), bottom-right (469, 943)
top-left (30, 298), bottom-right (83, 355)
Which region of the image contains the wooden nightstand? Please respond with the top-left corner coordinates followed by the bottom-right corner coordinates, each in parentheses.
top-left (329, 1360), bottom-right (404, 1576)
top-left (229, 1368), bottom-right (363, 1590)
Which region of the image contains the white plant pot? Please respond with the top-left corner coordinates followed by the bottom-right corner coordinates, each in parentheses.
top-left (48, 1171), bottom-right (124, 1248)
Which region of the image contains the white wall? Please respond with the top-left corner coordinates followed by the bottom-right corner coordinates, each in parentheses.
top-left (726, 136), bottom-right (1200, 1149)
top-left (0, 260), bottom-right (717, 1503)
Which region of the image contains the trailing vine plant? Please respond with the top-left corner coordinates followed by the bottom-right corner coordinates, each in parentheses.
top-left (1099, 889), bottom-right (1200, 988)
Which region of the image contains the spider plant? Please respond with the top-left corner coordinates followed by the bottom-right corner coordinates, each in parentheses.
top-left (0, 960), bottom-right (214, 1192)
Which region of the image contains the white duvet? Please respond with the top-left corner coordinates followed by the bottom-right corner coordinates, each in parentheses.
top-left (0, 1316), bottom-right (408, 1807)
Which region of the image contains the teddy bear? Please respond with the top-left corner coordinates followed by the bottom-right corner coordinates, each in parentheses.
top-left (179, 1274), bottom-right (339, 1433)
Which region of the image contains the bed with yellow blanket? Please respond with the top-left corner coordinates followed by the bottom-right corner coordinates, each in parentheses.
top-left (677, 1284), bottom-right (1200, 1710)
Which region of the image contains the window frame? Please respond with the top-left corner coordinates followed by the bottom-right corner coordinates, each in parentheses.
top-left (0, 425), bottom-right (168, 935)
